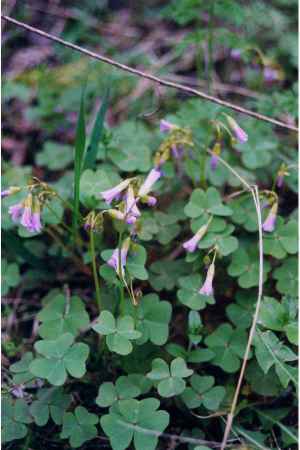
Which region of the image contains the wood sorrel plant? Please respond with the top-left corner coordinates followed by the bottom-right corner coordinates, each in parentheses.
top-left (2, 96), bottom-right (298, 450)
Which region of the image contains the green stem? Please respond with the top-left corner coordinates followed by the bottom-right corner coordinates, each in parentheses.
top-left (89, 229), bottom-right (101, 313)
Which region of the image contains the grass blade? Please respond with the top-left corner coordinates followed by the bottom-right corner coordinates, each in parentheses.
top-left (72, 87), bottom-right (86, 236)
top-left (83, 87), bottom-right (110, 171)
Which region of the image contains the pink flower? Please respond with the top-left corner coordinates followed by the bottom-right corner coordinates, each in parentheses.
top-left (230, 49), bottom-right (242, 60)
top-left (108, 209), bottom-right (126, 221)
top-left (160, 119), bottom-right (176, 133)
top-left (276, 175), bottom-right (284, 188)
top-left (171, 145), bottom-right (184, 160)
top-left (226, 116), bottom-right (248, 143)
top-left (124, 186), bottom-right (141, 224)
top-left (30, 212), bottom-right (42, 233)
top-left (138, 169), bottom-right (162, 197)
top-left (9, 203), bottom-right (23, 222)
top-left (263, 67), bottom-right (279, 82)
top-left (2, 186), bottom-right (21, 198)
top-left (199, 263), bottom-right (215, 296)
top-left (262, 203), bottom-right (277, 233)
top-left (146, 196), bottom-right (157, 206)
top-left (100, 179), bottom-right (131, 204)
top-left (183, 224), bottom-right (209, 253)
top-left (108, 238), bottom-right (130, 275)
top-left (1, 190), bottom-right (10, 198)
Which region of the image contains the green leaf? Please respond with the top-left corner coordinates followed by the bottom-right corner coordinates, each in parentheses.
top-left (231, 196), bottom-right (258, 232)
top-left (73, 88), bottom-right (86, 235)
top-left (181, 375), bottom-right (225, 410)
top-left (83, 88), bottom-right (110, 170)
top-left (205, 324), bottom-right (249, 373)
top-left (177, 274), bottom-right (215, 310)
top-left (60, 406), bottom-right (98, 448)
top-left (37, 294), bottom-right (90, 339)
top-left (273, 257), bottom-right (298, 296)
top-left (96, 375), bottom-right (145, 408)
top-left (245, 361), bottom-right (281, 397)
top-left (92, 312), bottom-right (141, 355)
top-left (30, 387), bottom-right (71, 426)
top-left (198, 224), bottom-right (238, 256)
top-left (10, 352), bottom-right (36, 385)
top-left (29, 333), bottom-right (89, 386)
top-left (184, 187), bottom-right (232, 220)
top-left (124, 293), bottom-right (172, 345)
top-left (1, 259), bottom-right (20, 296)
top-left (36, 141), bottom-right (73, 170)
top-left (226, 291), bottom-right (254, 329)
top-left (80, 166), bottom-right (121, 208)
top-left (149, 259), bottom-right (190, 291)
top-left (126, 244), bottom-right (148, 280)
top-left (100, 398), bottom-right (169, 450)
top-left (109, 121), bottom-right (152, 172)
top-left (2, 396), bottom-right (32, 443)
top-left (147, 358), bottom-right (193, 398)
top-left (228, 247), bottom-right (271, 288)
top-left (258, 296), bottom-right (289, 331)
top-left (153, 211), bottom-right (181, 244)
top-left (263, 219), bottom-right (298, 259)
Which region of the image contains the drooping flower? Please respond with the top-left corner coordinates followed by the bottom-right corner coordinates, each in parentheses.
top-left (108, 238), bottom-right (130, 276)
top-left (183, 223), bottom-right (210, 253)
top-left (160, 119), bottom-right (176, 133)
top-left (145, 196), bottom-right (157, 206)
top-left (171, 144), bottom-right (184, 160)
top-left (138, 168), bottom-right (162, 198)
top-left (100, 179), bottom-right (131, 204)
top-left (210, 142), bottom-right (221, 171)
top-left (263, 67), bottom-right (279, 82)
top-left (9, 203), bottom-right (23, 222)
top-left (20, 195), bottom-right (34, 231)
top-left (1, 186), bottom-right (21, 198)
top-left (262, 203), bottom-right (277, 233)
top-left (124, 186), bottom-right (141, 224)
top-left (107, 209), bottom-right (126, 221)
top-left (199, 263), bottom-right (215, 296)
top-left (30, 199), bottom-right (42, 233)
top-left (225, 115), bottom-right (248, 144)
top-left (230, 49), bottom-right (242, 60)
top-left (276, 164), bottom-right (289, 189)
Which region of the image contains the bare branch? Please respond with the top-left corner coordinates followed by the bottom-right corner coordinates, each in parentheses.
top-left (2, 14), bottom-right (298, 132)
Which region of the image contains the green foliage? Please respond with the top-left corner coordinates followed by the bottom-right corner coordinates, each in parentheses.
top-left (92, 311), bottom-right (141, 355)
top-left (177, 274), bottom-right (215, 310)
top-left (2, 259), bottom-right (20, 295)
top-left (2, 397), bottom-right (32, 443)
top-left (30, 387), bottom-right (71, 426)
top-left (60, 406), bottom-right (98, 448)
top-left (36, 141), bottom-right (74, 170)
top-left (147, 357), bottom-right (193, 397)
top-left (181, 374), bottom-right (226, 410)
top-left (100, 398), bottom-right (169, 450)
top-left (184, 187), bottom-right (232, 220)
top-left (29, 333), bottom-right (89, 385)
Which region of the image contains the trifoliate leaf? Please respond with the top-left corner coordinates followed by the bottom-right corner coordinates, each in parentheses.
top-left (60, 406), bottom-right (98, 448)
top-left (184, 187), bottom-right (232, 220)
top-left (181, 375), bottom-right (225, 410)
top-left (273, 257), bottom-right (298, 296)
top-left (2, 396), bottom-right (32, 443)
top-left (147, 358), bottom-right (193, 398)
top-left (177, 274), bottom-right (215, 310)
top-left (30, 387), bottom-right (71, 426)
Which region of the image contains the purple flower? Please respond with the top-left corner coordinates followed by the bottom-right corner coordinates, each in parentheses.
top-left (125, 186), bottom-right (141, 224)
top-left (1, 186), bottom-right (21, 198)
top-left (183, 224), bottom-right (209, 253)
top-left (199, 263), bottom-right (215, 296)
top-left (262, 204), bottom-right (277, 233)
top-left (263, 67), bottom-right (278, 82)
top-left (30, 212), bottom-right (42, 233)
top-left (1, 189), bottom-right (10, 198)
top-left (146, 196), bottom-right (157, 206)
top-left (138, 168), bottom-right (162, 197)
top-left (108, 238), bottom-right (130, 275)
top-left (171, 145), bottom-right (184, 160)
top-left (230, 49), bottom-right (242, 60)
top-left (276, 175), bottom-right (284, 188)
top-left (226, 116), bottom-right (248, 143)
top-left (8, 203), bottom-right (23, 222)
top-left (20, 206), bottom-right (33, 231)
top-left (160, 119), bottom-right (175, 133)
top-left (210, 154), bottom-right (219, 171)
top-left (108, 209), bottom-right (126, 221)
top-left (100, 179), bottom-right (131, 204)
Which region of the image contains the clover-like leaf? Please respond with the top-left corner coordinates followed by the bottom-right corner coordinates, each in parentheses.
top-left (36, 141), bottom-right (73, 170)
top-left (205, 324), bottom-right (249, 373)
top-left (10, 352), bottom-right (36, 385)
top-left (149, 259), bottom-right (190, 291)
top-left (100, 398), bottom-right (169, 450)
top-left (37, 294), bottom-right (90, 339)
top-left (258, 296), bottom-right (289, 331)
top-left (181, 375), bottom-right (226, 410)
top-left (96, 374), bottom-right (151, 408)
top-left (124, 294), bottom-right (172, 345)
top-left (92, 311), bottom-right (141, 355)
top-left (184, 187), bottom-right (232, 220)
top-left (2, 259), bottom-right (20, 296)
top-left (108, 121), bottom-right (152, 172)
top-left (147, 357), bottom-right (193, 398)
top-left (80, 166), bottom-right (121, 208)
top-left (126, 244), bottom-right (148, 280)
top-left (228, 247), bottom-right (271, 288)
top-left (177, 274), bottom-right (215, 310)
top-left (166, 343), bottom-right (215, 364)
top-left (197, 224), bottom-right (239, 256)
top-left (245, 361), bottom-right (281, 397)
top-left (226, 290), bottom-right (254, 329)
top-left (29, 333), bottom-right (89, 386)
top-left (60, 406), bottom-right (98, 448)
top-left (153, 211), bottom-right (181, 244)
top-left (30, 387), bottom-right (71, 426)
top-left (263, 218), bottom-right (298, 259)
top-left (2, 396), bottom-right (32, 443)
top-left (273, 257), bottom-right (298, 296)
top-left (230, 196), bottom-right (258, 232)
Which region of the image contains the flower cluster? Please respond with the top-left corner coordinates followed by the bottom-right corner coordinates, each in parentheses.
top-left (9, 194), bottom-right (42, 233)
